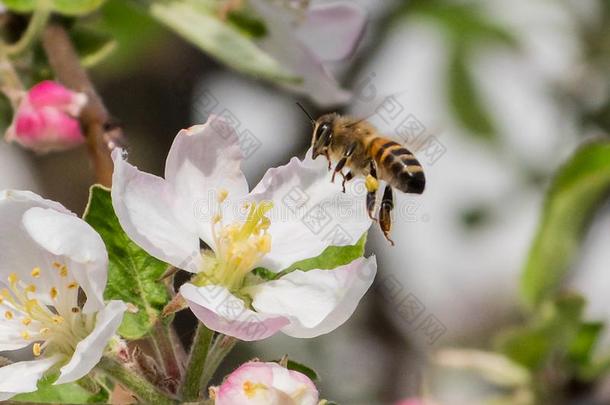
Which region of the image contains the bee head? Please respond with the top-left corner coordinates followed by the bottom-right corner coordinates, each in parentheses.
top-left (311, 114), bottom-right (335, 160)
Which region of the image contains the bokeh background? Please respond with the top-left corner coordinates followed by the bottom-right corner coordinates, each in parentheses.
top-left (2, 0), bottom-right (610, 404)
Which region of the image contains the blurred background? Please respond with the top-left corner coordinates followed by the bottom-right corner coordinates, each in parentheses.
top-left (1, 0), bottom-right (610, 404)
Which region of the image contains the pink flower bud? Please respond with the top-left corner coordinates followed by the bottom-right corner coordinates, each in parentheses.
top-left (5, 81), bottom-right (88, 153)
top-left (213, 361), bottom-right (319, 405)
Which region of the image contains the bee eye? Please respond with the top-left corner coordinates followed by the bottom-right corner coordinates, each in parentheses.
top-left (315, 123), bottom-right (331, 143)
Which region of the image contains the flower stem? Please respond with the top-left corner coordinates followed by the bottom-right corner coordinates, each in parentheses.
top-left (182, 324), bottom-right (214, 401)
top-left (96, 356), bottom-right (179, 405)
top-left (41, 22), bottom-right (121, 187)
top-left (6, 1), bottom-right (52, 56)
top-left (0, 50), bottom-right (24, 108)
top-left (199, 334), bottom-right (238, 394)
top-left (151, 321), bottom-right (184, 382)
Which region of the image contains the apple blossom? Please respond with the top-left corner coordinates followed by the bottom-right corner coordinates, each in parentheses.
top-left (211, 361), bottom-right (319, 405)
top-left (5, 81), bottom-right (87, 153)
top-left (248, 0), bottom-right (367, 106)
top-left (0, 190), bottom-right (127, 400)
top-left (111, 116), bottom-right (376, 341)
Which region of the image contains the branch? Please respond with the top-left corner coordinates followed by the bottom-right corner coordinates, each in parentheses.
top-left (41, 22), bottom-right (119, 187)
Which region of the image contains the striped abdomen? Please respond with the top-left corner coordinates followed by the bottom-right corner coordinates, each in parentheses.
top-left (369, 137), bottom-right (425, 194)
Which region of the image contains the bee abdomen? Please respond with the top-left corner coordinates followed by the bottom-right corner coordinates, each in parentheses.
top-left (370, 137), bottom-right (426, 194)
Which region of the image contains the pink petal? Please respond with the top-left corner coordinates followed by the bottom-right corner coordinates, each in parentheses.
top-left (216, 362), bottom-right (319, 405)
top-left (296, 2), bottom-right (367, 62)
top-left (180, 283), bottom-right (289, 341)
top-left (27, 81), bottom-right (87, 115)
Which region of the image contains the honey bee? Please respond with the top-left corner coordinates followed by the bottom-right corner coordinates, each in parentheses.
top-left (298, 103), bottom-right (425, 245)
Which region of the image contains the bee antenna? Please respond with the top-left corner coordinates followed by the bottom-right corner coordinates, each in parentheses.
top-left (296, 102), bottom-right (316, 125)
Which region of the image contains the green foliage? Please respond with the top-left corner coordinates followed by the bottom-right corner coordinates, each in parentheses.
top-left (84, 186), bottom-right (170, 339)
top-left (147, 0), bottom-right (298, 83)
top-left (3, 0), bottom-right (105, 15)
top-left (69, 26), bottom-right (117, 68)
top-left (13, 373), bottom-right (108, 404)
top-left (496, 294), bottom-right (605, 380)
top-left (448, 46), bottom-right (495, 140)
top-left (521, 141), bottom-right (610, 307)
top-left (284, 359), bottom-right (320, 382)
top-left (280, 234), bottom-right (367, 275)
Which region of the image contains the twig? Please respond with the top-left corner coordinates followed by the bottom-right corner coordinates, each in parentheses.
top-left (41, 22), bottom-right (118, 187)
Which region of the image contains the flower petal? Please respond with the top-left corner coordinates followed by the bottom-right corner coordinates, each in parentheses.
top-left (180, 283), bottom-right (289, 341)
top-left (164, 118), bottom-right (249, 245)
top-left (249, 256), bottom-right (376, 338)
top-left (111, 149), bottom-right (202, 272)
top-left (0, 355), bottom-right (61, 400)
top-left (216, 362), bottom-right (318, 405)
top-left (249, 154), bottom-right (372, 271)
top-left (296, 2), bottom-right (367, 62)
top-left (22, 207), bottom-right (108, 313)
top-left (249, 0), bottom-right (352, 106)
top-left (0, 190), bottom-right (72, 281)
top-left (55, 300), bottom-right (126, 385)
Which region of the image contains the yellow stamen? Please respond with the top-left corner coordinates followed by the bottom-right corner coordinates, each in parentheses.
top-left (4, 311), bottom-right (13, 320)
top-left (33, 343), bottom-right (42, 356)
top-left (21, 317), bottom-right (32, 326)
top-left (8, 273), bottom-right (18, 286)
top-left (71, 307), bottom-right (80, 314)
top-left (52, 262), bottom-right (62, 269)
top-left (21, 330), bottom-right (31, 340)
top-left (218, 189), bottom-right (229, 203)
top-left (25, 284), bottom-right (36, 293)
top-left (31, 267), bottom-right (41, 278)
top-left (243, 381), bottom-right (266, 398)
top-left (52, 315), bottom-right (64, 325)
top-left (59, 266), bottom-right (68, 278)
top-left (67, 282), bottom-right (78, 290)
top-left (39, 327), bottom-right (50, 336)
top-left (49, 287), bottom-right (58, 300)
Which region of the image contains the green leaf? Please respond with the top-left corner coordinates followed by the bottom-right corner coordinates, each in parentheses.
top-left (448, 46), bottom-right (496, 140)
top-left (284, 359), bottom-right (320, 382)
top-left (280, 233), bottom-right (367, 275)
top-left (521, 141), bottom-right (610, 307)
top-left (568, 321), bottom-right (604, 367)
top-left (83, 186), bottom-right (170, 339)
top-left (409, 2), bottom-right (518, 48)
top-left (69, 26), bottom-right (117, 68)
top-left (52, 0), bottom-right (106, 15)
top-left (496, 294), bottom-right (586, 370)
top-left (13, 374), bottom-right (108, 404)
top-left (1, 0), bottom-right (36, 12)
top-left (147, 0), bottom-right (298, 83)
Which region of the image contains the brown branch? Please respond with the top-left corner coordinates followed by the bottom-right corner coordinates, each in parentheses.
top-left (41, 22), bottom-right (118, 187)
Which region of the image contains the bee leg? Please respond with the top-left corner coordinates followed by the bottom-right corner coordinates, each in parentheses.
top-left (365, 161), bottom-right (379, 221)
top-left (324, 151), bottom-right (332, 170)
top-left (379, 185), bottom-right (395, 246)
top-left (332, 157), bottom-right (347, 183)
top-left (341, 171), bottom-right (353, 193)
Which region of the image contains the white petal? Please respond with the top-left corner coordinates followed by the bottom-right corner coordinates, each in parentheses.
top-left (0, 190), bottom-right (72, 280)
top-left (165, 119), bottom-right (249, 199)
top-left (111, 149), bottom-right (202, 272)
top-left (296, 2), bottom-right (367, 62)
top-left (22, 207), bottom-right (108, 313)
top-left (249, 154), bottom-right (372, 271)
top-left (249, 0), bottom-right (352, 106)
top-left (180, 283), bottom-right (289, 341)
top-left (55, 300), bottom-right (126, 385)
top-left (250, 256), bottom-right (376, 338)
top-left (0, 355), bottom-right (61, 399)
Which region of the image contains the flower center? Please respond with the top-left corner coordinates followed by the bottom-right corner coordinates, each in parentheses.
top-left (0, 263), bottom-right (95, 358)
top-left (194, 191), bottom-right (272, 291)
top-left (243, 380), bottom-right (268, 399)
